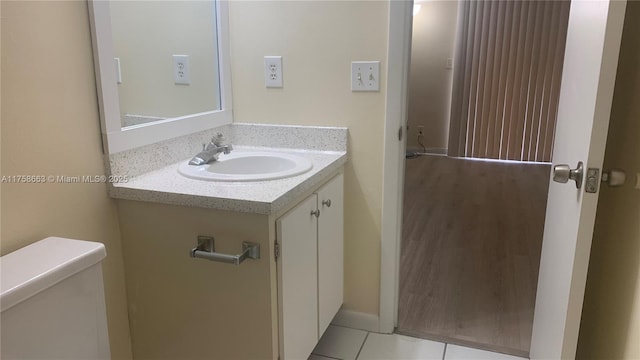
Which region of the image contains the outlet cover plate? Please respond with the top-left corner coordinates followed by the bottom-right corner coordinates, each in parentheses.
top-left (264, 56), bottom-right (283, 88)
top-left (173, 54), bottom-right (190, 85)
top-left (114, 57), bottom-right (122, 84)
top-left (351, 61), bottom-right (380, 92)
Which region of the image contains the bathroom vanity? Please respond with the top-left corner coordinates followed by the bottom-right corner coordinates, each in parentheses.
top-left (110, 124), bottom-right (347, 360)
top-left (89, 2), bottom-right (347, 357)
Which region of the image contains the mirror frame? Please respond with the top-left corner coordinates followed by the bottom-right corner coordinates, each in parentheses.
top-left (88, 0), bottom-right (233, 154)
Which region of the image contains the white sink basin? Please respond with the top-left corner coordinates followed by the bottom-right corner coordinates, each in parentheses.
top-left (178, 151), bottom-right (313, 182)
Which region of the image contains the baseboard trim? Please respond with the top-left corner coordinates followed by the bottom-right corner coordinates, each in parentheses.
top-left (406, 147), bottom-right (448, 155)
top-left (331, 309), bottom-right (380, 333)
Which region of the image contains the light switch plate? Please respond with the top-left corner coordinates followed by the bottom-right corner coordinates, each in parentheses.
top-left (351, 61), bottom-right (380, 92)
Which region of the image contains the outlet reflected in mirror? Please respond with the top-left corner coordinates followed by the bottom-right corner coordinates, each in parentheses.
top-left (109, 1), bottom-right (221, 128)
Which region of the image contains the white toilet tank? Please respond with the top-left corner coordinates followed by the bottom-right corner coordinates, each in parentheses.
top-left (1, 237), bottom-right (111, 359)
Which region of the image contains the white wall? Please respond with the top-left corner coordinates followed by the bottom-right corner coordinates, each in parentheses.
top-left (1, 1), bottom-right (132, 358)
top-left (407, 0), bottom-right (458, 152)
top-left (229, 0), bottom-right (389, 316)
top-left (110, 1), bottom-right (220, 120)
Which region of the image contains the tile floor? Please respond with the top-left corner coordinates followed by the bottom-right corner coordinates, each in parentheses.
top-left (310, 325), bottom-right (529, 360)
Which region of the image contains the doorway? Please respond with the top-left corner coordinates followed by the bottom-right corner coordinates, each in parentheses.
top-left (381, 0), bottom-right (627, 358)
top-left (395, 0), bottom-right (569, 356)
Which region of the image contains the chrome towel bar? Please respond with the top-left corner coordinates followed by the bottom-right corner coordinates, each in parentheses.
top-left (190, 236), bottom-right (260, 265)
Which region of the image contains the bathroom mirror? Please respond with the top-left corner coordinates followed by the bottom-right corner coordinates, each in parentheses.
top-left (89, 0), bottom-right (232, 154)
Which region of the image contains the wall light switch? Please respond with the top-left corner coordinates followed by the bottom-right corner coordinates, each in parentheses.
top-left (351, 61), bottom-right (380, 92)
top-left (173, 55), bottom-right (190, 85)
top-left (264, 56), bottom-right (283, 88)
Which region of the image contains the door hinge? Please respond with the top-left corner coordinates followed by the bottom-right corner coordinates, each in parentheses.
top-left (274, 242), bottom-right (280, 261)
top-left (398, 126), bottom-right (403, 141)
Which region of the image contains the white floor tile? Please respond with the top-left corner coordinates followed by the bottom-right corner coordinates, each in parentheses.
top-left (312, 325), bottom-right (368, 360)
top-left (308, 355), bottom-right (339, 360)
top-left (445, 344), bottom-right (528, 360)
top-left (357, 333), bottom-right (445, 360)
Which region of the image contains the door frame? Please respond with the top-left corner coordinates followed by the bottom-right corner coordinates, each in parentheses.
top-left (379, 0), bottom-right (413, 333)
top-left (379, 0), bottom-right (627, 353)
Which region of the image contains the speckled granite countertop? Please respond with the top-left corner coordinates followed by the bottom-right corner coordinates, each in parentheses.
top-left (111, 147), bottom-right (345, 214)
top-left (110, 146), bottom-right (346, 214)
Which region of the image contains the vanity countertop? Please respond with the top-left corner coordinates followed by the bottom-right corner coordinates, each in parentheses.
top-left (109, 146), bottom-right (347, 214)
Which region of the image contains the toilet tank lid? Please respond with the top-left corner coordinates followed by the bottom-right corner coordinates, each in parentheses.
top-left (1, 237), bottom-right (106, 312)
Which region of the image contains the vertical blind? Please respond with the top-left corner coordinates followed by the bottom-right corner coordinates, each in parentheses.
top-left (448, 0), bottom-right (571, 162)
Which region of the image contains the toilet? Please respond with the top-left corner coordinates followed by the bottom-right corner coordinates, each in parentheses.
top-left (1, 237), bottom-right (110, 359)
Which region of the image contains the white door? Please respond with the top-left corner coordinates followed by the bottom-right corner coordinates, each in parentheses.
top-left (276, 195), bottom-right (319, 360)
top-left (529, 0), bottom-right (626, 359)
top-left (316, 173), bottom-right (344, 337)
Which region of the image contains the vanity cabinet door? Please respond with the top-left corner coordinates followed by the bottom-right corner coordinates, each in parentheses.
top-left (276, 195), bottom-right (318, 360)
top-left (316, 173), bottom-right (344, 337)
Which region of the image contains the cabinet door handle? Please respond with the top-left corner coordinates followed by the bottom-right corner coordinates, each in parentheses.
top-left (322, 199), bottom-right (331, 207)
top-left (310, 209), bottom-right (320, 218)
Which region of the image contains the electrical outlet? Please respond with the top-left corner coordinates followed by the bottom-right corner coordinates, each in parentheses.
top-left (446, 58), bottom-right (454, 69)
top-left (173, 55), bottom-right (190, 85)
top-left (417, 126), bottom-right (424, 135)
top-left (264, 56), bottom-right (283, 88)
top-left (351, 61), bottom-right (380, 92)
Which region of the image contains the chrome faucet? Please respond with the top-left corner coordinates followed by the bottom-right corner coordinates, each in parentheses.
top-left (188, 133), bottom-right (233, 165)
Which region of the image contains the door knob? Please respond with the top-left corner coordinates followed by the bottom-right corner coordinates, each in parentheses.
top-left (602, 169), bottom-right (626, 187)
top-left (553, 161), bottom-right (584, 189)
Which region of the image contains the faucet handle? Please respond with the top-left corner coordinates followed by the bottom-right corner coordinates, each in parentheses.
top-left (212, 133), bottom-right (225, 146)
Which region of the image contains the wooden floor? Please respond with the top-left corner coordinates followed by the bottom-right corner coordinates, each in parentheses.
top-left (397, 155), bottom-right (551, 357)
